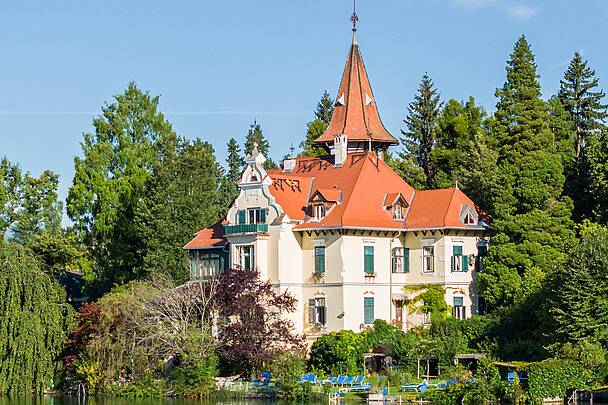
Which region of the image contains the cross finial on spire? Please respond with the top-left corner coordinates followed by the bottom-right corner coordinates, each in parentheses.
top-left (351, 0), bottom-right (358, 33)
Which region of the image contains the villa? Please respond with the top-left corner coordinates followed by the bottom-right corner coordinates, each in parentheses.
top-left (184, 19), bottom-right (490, 339)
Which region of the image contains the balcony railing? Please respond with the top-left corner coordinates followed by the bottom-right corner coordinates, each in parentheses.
top-left (224, 223), bottom-right (268, 235)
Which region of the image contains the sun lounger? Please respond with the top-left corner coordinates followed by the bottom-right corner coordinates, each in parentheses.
top-left (343, 376), bottom-right (355, 385)
top-left (334, 375), bottom-right (346, 385)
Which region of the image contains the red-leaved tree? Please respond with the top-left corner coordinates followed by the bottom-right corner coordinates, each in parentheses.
top-left (215, 268), bottom-right (304, 373)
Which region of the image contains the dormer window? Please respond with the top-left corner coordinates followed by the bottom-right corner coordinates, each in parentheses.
top-left (463, 212), bottom-right (476, 225)
top-left (393, 204), bottom-right (404, 220)
top-left (313, 204), bottom-right (326, 220)
top-left (250, 174), bottom-right (258, 182)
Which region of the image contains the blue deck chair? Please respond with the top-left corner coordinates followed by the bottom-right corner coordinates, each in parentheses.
top-left (381, 388), bottom-right (389, 395)
top-left (353, 376), bottom-right (365, 385)
top-left (335, 375), bottom-right (346, 385)
top-left (299, 373), bottom-right (310, 383)
top-left (349, 382), bottom-right (371, 393)
top-left (401, 382), bottom-right (419, 391)
top-left (322, 376), bottom-right (336, 385)
top-left (308, 374), bottom-right (317, 383)
top-left (343, 376), bottom-right (355, 385)
top-left (418, 382), bottom-right (428, 393)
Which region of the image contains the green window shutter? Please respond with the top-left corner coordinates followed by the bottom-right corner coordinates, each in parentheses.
top-left (315, 246), bottom-right (325, 273)
top-left (308, 299), bottom-right (316, 324)
top-left (238, 210), bottom-right (246, 224)
top-left (404, 248), bottom-right (410, 273)
top-left (453, 246), bottom-right (463, 255)
top-left (463, 254), bottom-right (469, 272)
top-left (391, 248), bottom-right (397, 273)
top-left (260, 208), bottom-right (266, 223)
top-left (451, 255), bottom-right (455, 272)
top-left (364, 297), bottom-right (375, 324)
top-left (364, 246), bottom-right (374, 274)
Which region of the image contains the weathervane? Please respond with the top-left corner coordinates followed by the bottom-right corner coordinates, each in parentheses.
top-left (351, 0), bottom-right (358, 32)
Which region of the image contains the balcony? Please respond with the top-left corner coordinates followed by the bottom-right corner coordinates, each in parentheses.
top-left (224, 223), bottom-right (268, 235)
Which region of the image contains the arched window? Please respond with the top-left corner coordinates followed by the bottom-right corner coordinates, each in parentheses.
top-left (393, 203), bottom-right (404, 220)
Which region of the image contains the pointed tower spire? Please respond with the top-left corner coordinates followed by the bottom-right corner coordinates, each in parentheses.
top-left (314, 7), bottom-right (398, 153)
top-left (351, 0), bottom-right (358, 45)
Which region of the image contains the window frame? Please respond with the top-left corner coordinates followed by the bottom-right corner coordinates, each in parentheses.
top-left (314, 245), bottom-right (326, 273)
top-left (422, 245), bottom-right (435, 274)
top-left (235, 244), bottom-right (255, 271)
top-left (308, 297), bottom-right (327, 326)
top-left (452, 296), bottom-right (466, 320)
top-left (393, 203), bottom-right (404, 220)
top-left (364, 297), bottom-right (375, 325)
top-left (364, 245), bottom-right (375, 275)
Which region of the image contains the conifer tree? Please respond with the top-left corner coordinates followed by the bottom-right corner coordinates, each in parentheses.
top-left (479, 36), bottom-right (574, 310)
top-left (300, 91), bottom-right (335, 157)
top-left (244, 121), bottom-right (277, 169)
top-left (226, 138), bottom-right (242, 183)
top-left (400, 74), bottom-right (441, 189)
top-left (314, 90), bottom-right (334, 125)
top-left (557, 53), bottom-right (608, 221)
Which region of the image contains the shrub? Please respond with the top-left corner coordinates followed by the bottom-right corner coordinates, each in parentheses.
top-left (268, 351), bottom-right (307, 400)
top-left (170, 354), bottom-right (218, 398)
top-left (309, 330), bottom-right (365, 375)
top-left (526, 359), bottom-right (590, 401)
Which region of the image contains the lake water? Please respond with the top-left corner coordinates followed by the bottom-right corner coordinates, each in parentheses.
top-left (0, 399), bottom-right (328, 405)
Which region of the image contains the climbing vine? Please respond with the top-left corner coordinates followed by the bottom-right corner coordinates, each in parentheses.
top-left (402, 284), bottom-right (449, 322)
top-left (0, 243), bottom-right (73, 395)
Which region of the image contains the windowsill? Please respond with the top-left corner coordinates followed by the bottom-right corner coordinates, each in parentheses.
top-left (364, 273), bottom-right (376, 278)
top-left (421, 271), bottom-right (436, 276)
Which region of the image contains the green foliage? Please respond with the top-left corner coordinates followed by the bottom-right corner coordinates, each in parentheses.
top-left (0, 243), bottom-right (73, 395)
top-left (67, 82), bottom-right (178, 294)
top-left (300, 90), bottom-right (334, 157)
top-left (309, 330), bottom-right (365, 375)
top-left (135, 138), bottom-right (225, 283)
top-left (0, 158), bottom-right (62, 244)
top-left (244, 121), bottom-right (277, 169)
top-left (268, 351), bottom-right (308, 399)
top-left (26, 231), bottom-right (93, 280)
top-left (550, 224), bottom-right (608, 344)
top-left (480, 36), bottom-right (575, 310)
top-left (170, 355), bottom-right (217, 398)
top-left (403, 284), bottom-right (449, 322)
top-left (226, 137), bottom-right (242, 189)
top-left (400, 74), bottom-right (442, 189)
top-left (443, 361), bottom-right (512, 404)
top-left (557, 52), bottom-right (608, 222)
top-left (526, 359), bottom-right (589, 401)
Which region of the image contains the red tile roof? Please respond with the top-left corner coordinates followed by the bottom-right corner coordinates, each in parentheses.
top-left (314, 40), bottom-right (398, 146)
top-left (265, 153), bottom-right (484, 231)
top-left (183, 222), bottom-right (226, 249)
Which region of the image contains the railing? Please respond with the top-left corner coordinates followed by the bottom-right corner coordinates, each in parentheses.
top-left (224, 223), bottom-right (268, 235)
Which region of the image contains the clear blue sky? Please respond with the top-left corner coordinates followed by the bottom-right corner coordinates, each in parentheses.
top-left (1, 0), bottom-right (607, 212)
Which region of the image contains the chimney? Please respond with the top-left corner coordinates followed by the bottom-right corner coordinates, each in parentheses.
top-left (334, 134), bottom-right (348, 167)
top-left (283, 158), bottom-right (296, 173)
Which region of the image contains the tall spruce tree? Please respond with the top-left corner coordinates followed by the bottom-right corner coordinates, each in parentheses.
top-left (400, 74), bottom-right (442, 189)
top-left (244, 121), bottom-right (277, 169)
top-left (300, 91), bottom-right (335, 157)
top-left (67, 82), bottom-right (178, 295)
top-left (226, 138), bottom-right (242, 183)
top-left (557, 53), bottom-right (608, 221)
top-left (479, 36), bottom-right (574, 310)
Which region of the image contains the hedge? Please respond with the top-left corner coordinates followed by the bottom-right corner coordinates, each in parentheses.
top-left (526, 359), bottom-right (589, 401)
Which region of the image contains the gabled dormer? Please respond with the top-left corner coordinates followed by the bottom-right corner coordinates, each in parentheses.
top-left (308, 188), bottom-right (342, 221)
top-left (460, 204), bottom-right (478, 226)
top-left (383, 192), bottom-right (409, 221)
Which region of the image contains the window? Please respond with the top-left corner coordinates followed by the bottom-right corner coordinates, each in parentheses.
top-left (392, 247), bottom-right (410, 273)
top-left (248, 207), bottom-right (266, 224)
top-left (313, 204), bottom-right (326, 220)
top-left (364, 297), bottom-right (375, 324)
top-left (189, 250), bottom-right (226, 279)
top-left (308, 298), bottom-right (326, 326)
top-left (393, 204), bottom-right (404, 220)
top-left (452, 296), bottom-right (466, 319)
top-left (463, 212), bottom-right (476, 225)
top-left (423, 246), bottom-right (434, 273)
top-left (236, 245), bottom-right (255, 271)
top-left (364, 245), bottom-right (375, 275)
top-left (451, 245), bottom-right (468, 272)
top-left (476, 244), bottom-right (488, 271)
top-left (237, 209), bottom-right (246, 224)
top-left (314, 246), bottom-right (326, 273)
